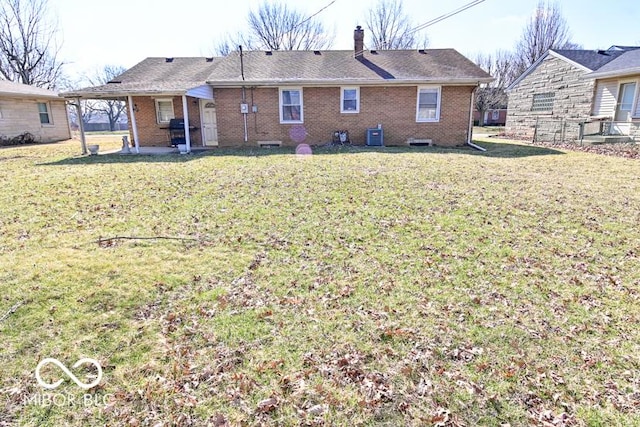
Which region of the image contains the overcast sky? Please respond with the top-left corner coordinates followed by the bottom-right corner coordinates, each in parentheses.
top-left (51, 0), bottom-right (640, 82)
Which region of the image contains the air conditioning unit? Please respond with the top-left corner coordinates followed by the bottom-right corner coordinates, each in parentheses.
top-left (366, 128), bottom-right (383, 146)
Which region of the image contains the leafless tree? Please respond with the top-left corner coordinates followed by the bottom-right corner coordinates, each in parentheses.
top-left (512, 1), bottom-right (578, 77)
top-left (211, 32), bottom-right (254, 56)
top-left (66, 99), bottom-right (94, 129)
top-left (476, 50), bottom-right (518, 90)
top-left (365, 0), bottom-right (428, 50)
top-left (245, 1), bottom-right (333, 50)
top-left (86, 65), bottom-right (128, 131)
top-left (473, 51), bottom-right (513, 125)
top-left (0, 0), bottom-right (64, 88)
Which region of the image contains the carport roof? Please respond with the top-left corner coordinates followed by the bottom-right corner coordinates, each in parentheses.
top-left (62, 57), bottom-right (220, 98)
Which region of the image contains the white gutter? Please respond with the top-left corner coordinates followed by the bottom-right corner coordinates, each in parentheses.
top-left (206, 78), bottom-right (494, 88)
top-left (467, 86), bottom-right (486, 152)
top-left (585, 67), bottom-right (640, 79)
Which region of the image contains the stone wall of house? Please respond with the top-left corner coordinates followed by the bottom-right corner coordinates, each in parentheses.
top-left (213, 85), bottom-right (474, 147)
top-left (0, 97), bottom-right (70, 143)
top-left (127, 95), bottom-right (202, 147)
top-left (506, 55), bottom-right (595, 142)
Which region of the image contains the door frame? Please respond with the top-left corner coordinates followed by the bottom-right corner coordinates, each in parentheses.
top-left (199, 99), bottom-right (218, 146)
top-left (614, 80), bottom-right (638, 122)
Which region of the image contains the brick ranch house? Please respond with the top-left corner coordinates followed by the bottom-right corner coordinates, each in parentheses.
top-left (0, 80), bottom-right (70, 143)
top-left (505, 46), bottom-right (640, 143)
top-left (63, 27), bottom-right (492, 152)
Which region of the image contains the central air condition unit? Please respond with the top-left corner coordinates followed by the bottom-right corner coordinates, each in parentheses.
top-left (366, 128), bottom-right (383, 146)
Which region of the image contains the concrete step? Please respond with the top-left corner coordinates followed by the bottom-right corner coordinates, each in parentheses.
top-left (582, 135), bottom-right (632, 144)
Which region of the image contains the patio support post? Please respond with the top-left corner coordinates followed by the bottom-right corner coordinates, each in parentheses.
top-left (182, 95), bottom-right (191, 153)
top-left (76, 97), bottom-right (87, 155)
top-left (127, 95), bottom-right (140, 154)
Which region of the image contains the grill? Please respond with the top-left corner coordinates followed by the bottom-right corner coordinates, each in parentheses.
top-left (168, 118), bottom-right (186, 146)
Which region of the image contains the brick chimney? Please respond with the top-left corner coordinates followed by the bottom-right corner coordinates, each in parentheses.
top-left (354, 25), bottom-right (364, 59)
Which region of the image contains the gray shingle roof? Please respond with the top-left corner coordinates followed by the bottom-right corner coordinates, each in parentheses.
top-left (0, 80), bottom-right (60, 98)
top-left (553, 49), bottom-right (629, 71)
top-left (62, 49), bottom-right (491, 98)
top-left (208, 49), bottom-right (492, 85)
top-left (508, 46), bottom-right (640, 91)
top-left (586, 48), bottom-right (640, 78)
top-left (113, 57), bottom-right (218, 84)
top-left (63, 57), bottom-right (220, 97)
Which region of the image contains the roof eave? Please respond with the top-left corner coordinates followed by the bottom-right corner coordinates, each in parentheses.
top-left (0, 91), bottom-right (60, 99)
top-left (207, 78), bottom-right (493, 87)
top-left (585, 67), bottom-right (640, 79)
top-left (60, 89), bottom-right (187, 99)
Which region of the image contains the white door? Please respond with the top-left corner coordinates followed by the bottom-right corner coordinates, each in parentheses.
top-left (200, 100), bottom-right (218, 146)
top-left (615, 82), bottom-right (636, 122)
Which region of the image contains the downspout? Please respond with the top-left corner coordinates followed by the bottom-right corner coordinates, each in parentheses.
top-left (467, 85), bottom-right (486, 152)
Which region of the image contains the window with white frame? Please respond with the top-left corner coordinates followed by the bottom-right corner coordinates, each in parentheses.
top-left (279, 88), bottom-right (303, 123)
top-left (37, 102), bottom-right (51, 124)
top-left (341, 87), bottom-right (360, 113)
top-left (416, 86), bottom-right (441, 122)
top-left (155, 98), bottom-right (175, 124)
top-left (491, 110), bottom-right (499, 120)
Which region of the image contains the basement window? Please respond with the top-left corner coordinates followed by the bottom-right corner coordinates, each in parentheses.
top-left (531, 92), bottom-right (555, 112)
top-left (155, 98), bottom-right (175, 124)
top-left (38, 102), bottom-right (51, 125)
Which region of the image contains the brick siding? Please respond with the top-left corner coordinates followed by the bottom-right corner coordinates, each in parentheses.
top-left (127, 95), bottom-right (202, 147)
top-left (129, 86), bottom-right (474, 147)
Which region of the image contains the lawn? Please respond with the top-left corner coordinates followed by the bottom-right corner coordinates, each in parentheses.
top-left (1, 137), bottom-right (639, 426)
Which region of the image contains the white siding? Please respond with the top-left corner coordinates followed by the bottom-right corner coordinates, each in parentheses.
top-left (186, 85), bottom-right (213, 99)
top-left (592, 80), bottom-right (618, 117)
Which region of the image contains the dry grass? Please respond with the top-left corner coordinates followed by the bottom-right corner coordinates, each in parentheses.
top-left (1, 137), bottom-right (639, 426)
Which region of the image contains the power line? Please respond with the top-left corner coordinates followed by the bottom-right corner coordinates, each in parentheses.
top-left (408, 0), bottom-right (487, 35)
top-left (292, 0), bottom-right (337, 31)
top-left (354, 0), bottom-right (487, 56)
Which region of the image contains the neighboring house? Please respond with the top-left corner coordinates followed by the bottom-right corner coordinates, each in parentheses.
top-left (473, 108), bottom-right (507, 126)
top-left (584, 48), bottom-right (640, 140)
top-left (63, 27), bottom-right (492, 151)
top-left (82, 111), bottom-right (128, 132)
top-left (505, 46), bottom-right (640, 143)
top-left (0, 80), bottom-right (71, 143)
top-left (473, 87), bottom-right (507, 126)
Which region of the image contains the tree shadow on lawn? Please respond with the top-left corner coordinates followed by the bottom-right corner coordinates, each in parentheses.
top-left (39, 141), bottom-right (563, 166)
